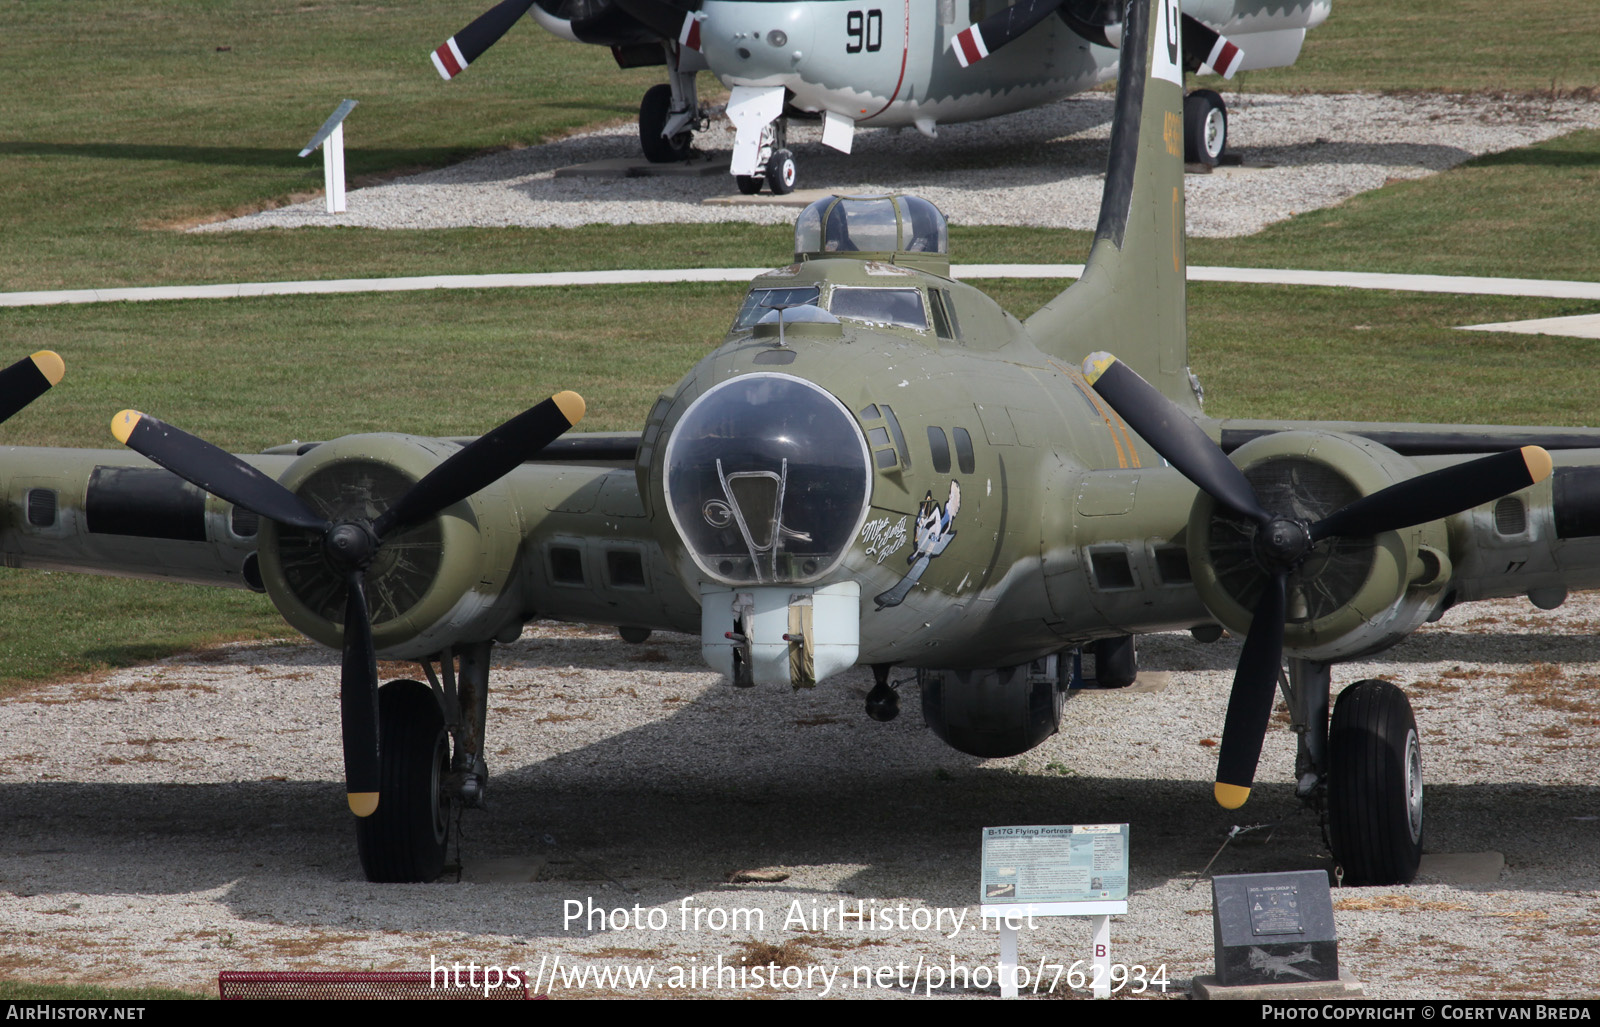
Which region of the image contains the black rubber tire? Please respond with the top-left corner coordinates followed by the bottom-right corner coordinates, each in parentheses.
top-left (639, 83), bottom-right (692, 163)
top-left (766, 148), bottom-right (797, 195)
top-left (1327, 679), bottom-right (1424, 886)
top-left (1184, 88), bottom-right (1227, 166)
top-left (1090, 636), bottom-right (1137, 688)
top-left (920, 663), bottom-right (1062, 758)
top-left (735, 174), bottom-right (764, 195)
top-left (356, 679), bottom-right (451, 883)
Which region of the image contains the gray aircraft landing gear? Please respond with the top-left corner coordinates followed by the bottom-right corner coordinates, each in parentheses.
top-left (1286, 660), bottom-right (1424, 886)
top-left (737, 118), bottom-right (796, 196)
top-left (355, 641), bottom-right (496, 883)
top-left (1183, 88), bottom-right (1228, 166)
top-left (640, 45), bottom-right (706, 164)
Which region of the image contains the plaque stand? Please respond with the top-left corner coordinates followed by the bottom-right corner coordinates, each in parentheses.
top-left (982, 900), bottom-right (1128, 999)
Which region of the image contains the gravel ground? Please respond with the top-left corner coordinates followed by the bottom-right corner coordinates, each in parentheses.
top-left (3, 593), bottom-right (1598, 999)
top-left (199, 92), bottom-right (1600, 238)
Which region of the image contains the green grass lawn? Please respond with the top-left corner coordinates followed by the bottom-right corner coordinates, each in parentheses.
top-left (3, 0), bottom-right (1599, 693)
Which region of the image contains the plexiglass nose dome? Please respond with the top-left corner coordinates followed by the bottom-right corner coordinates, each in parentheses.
top-left (663, 373), bottom-right (872, 585)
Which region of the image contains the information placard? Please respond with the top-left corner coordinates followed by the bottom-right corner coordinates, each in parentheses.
top-left (979, 823), bottom-right (1128, 904)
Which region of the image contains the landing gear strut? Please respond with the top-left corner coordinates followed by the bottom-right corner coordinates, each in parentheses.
top-left (355, 641), bottom-right (498, 883)
top-left (639, 44), bottom-right (706, 164)
top-left (1286, 660), bottom-right (1424, 885)
top-left (736, 119), bottom-right (796, 196)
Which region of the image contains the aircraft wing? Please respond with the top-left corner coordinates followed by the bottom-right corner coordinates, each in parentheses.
top-left (1, 433), bottom-right (698, 646)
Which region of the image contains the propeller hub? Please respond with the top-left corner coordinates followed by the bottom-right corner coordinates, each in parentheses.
top-left (1253, 516), bottom-right (1313, 569)
top-left (324, 520), bottom-right (380, 571)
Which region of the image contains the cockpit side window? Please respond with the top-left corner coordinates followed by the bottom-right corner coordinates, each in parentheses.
top-left (829, 287), bottom-right (928, 331)
top-left (733, 286), bottom-right (822, 330)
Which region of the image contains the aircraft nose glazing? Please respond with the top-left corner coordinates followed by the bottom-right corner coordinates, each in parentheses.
top-left (662, 372), bottom-right (871, 587)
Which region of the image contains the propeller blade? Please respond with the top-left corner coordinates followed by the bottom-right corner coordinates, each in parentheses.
top-left (952, 0), bottom-right (1065, 67)
top-left (0, 350), bottom-right (64, 425)
top-left (1083, 353), bottom-right (1271, 526)
top-left (373, 391), bottom-right (585, 538)
top-left (1181, 13), bottom-right (1242, 78)
top-left (1214, 571), bottom-right (1287, 809)
top-left (1310, 446), bottom-right (1553, 543)
top-left (431, 0), bottom-right (535, 80)
top-left (340, 571), bottom-right (381, 818)
top-left (111, 410), bottom-right (330, 533)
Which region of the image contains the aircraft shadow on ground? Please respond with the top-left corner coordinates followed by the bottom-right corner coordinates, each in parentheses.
top-left (3, 629), bottom-right (1595, 939)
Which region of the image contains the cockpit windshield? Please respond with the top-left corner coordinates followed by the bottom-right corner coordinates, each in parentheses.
top-left (733, 286), bottom-right (822, 329)
top-left (829, 287), bottom-right (928, 331)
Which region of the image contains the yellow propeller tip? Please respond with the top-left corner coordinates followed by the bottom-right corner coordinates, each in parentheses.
top-left (110, 409), bottom-right (143, 445)
top-left (1081, 352), bottom-right (1118, 385)
top-left (348, 792), bottom-right (379, 817)
top-left (30, 350), bottom-right (64, 387)
top-left (1214, 782), bottom-right (1251, 809)
top-left (1521, 445), bottom-right (1553, 485)
top-left (554, 390), bottom-right (586, 426)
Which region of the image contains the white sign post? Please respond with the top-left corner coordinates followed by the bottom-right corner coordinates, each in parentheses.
top-left (980, 824), bottom-right (1130, 999)
top-left (299, 99), bottom-right (358, 214)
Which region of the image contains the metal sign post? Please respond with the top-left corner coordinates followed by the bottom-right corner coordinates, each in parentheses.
top-left (299, 99), bottom-right (358, 214)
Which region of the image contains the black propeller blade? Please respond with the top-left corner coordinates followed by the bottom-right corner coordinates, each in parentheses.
top-left (112, 411), bottom-right (330, 532)
top-left (1, 350), bottom-right (65, 426)
top-left (953, 0), bottom-right (1064, 67)
top-left (1179, 14), bottom-right (1241, 78)
top-left (1083, 352), bottom-right (1552, 808)
top-left (113, 392), bottom-right (586, 816)
top-left (432, 0), bottom-right (536, 80)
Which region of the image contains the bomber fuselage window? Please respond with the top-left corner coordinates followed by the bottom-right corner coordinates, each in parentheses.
top-left (952, 427), bottom-right (976, 474)
top-left (829, 287), bottom-right (928, 331)
top-left (927, 427), bottom-right (951, 473)
top-left (733, 286), bottom-right (822, 330)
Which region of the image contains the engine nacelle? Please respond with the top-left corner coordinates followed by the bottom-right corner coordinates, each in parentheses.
top-left (1188, 431), bottom-right (1452, 662)
top-left (256, 434), bottom-right (525, 659)
top-left (530, 0), bottom-right (670, 47)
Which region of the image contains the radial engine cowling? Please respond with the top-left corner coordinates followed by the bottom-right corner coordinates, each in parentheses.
top-left (530, 0), bottom-right (673, 46)
top-left (1188, 431), bottom-right (1453, 662)
top-left (256, 435), bottom-right (525, 659)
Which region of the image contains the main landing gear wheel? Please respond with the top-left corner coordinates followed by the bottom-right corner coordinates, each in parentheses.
top-left (639, 83), bottom-right (693, 163)
top-left (356, 679), bottom-right (451, 883)
top-left (766, 149), bottom-right (797, 195)
top-left (1184, 88), bottom-right (1228, 166)
top-left (1327, 679), bottom-right (1424, 886)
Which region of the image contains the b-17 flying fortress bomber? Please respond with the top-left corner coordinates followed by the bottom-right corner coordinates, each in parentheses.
top-left (5, 0), bottom-right (1599, 890)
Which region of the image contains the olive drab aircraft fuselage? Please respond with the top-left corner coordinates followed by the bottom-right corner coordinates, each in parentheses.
top-left (7, 0), bottom-right (1600, 888)
top-left (431, 0), bottom-right (1331, 190)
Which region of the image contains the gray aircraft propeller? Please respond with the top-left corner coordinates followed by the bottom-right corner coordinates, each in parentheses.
top-left (433, 0), bottom-right (693, 79)
top-left (1082, 352), bottom-right (1552, 809)
top-left (110, 393), bottom-right (586, 816)
top-left (954, 0), bottom-right (1240, 78)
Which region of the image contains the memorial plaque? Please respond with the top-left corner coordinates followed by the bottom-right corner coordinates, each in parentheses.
top-left (1212, 870), bottom-right (1338, 987)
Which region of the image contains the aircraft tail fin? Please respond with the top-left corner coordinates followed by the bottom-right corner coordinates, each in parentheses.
top-left (1025, 0), bottom-right (1198, 413)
